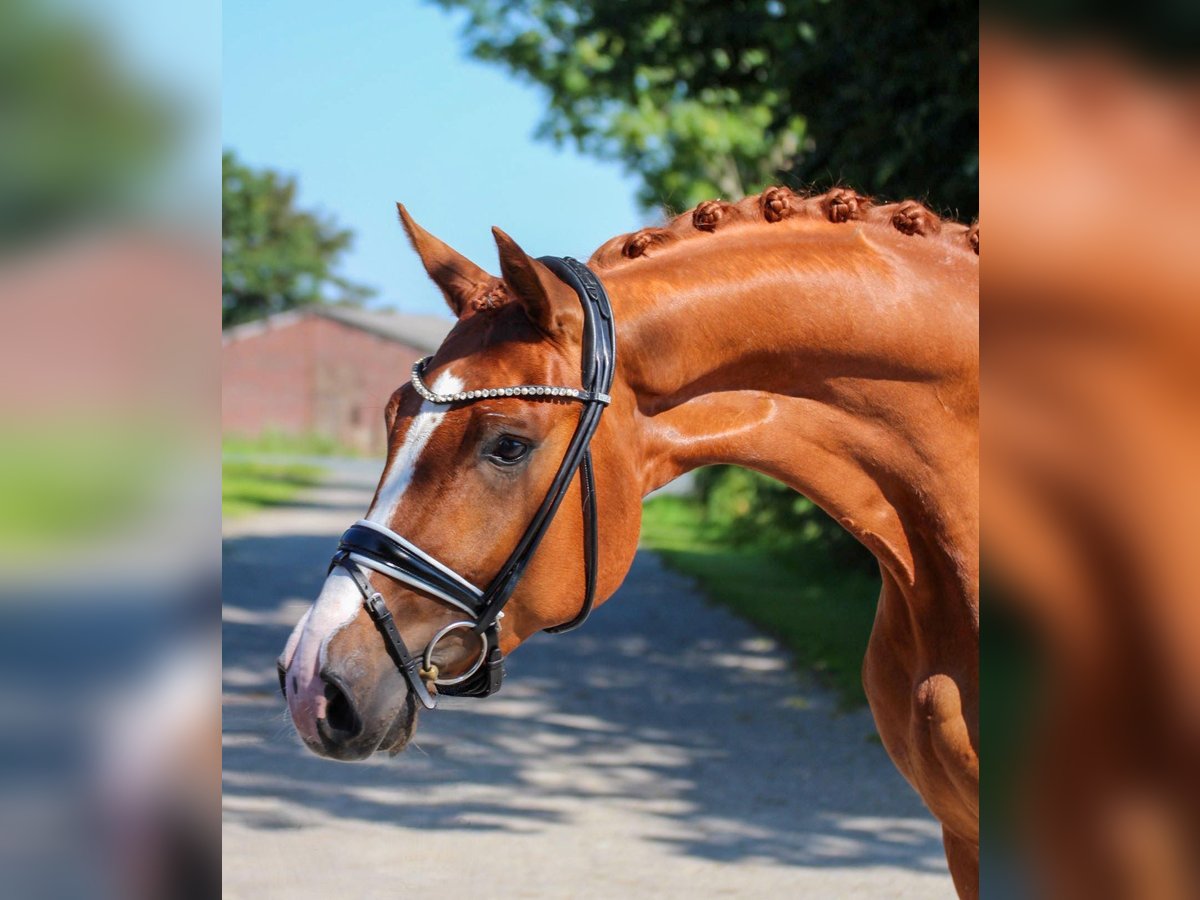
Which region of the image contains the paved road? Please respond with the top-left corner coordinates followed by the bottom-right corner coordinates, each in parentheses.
top-left (222, 459), bottom-right (952, 898)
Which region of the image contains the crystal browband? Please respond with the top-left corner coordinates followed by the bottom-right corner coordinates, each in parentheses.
top-left (410, 357), bottom-right (611, 406)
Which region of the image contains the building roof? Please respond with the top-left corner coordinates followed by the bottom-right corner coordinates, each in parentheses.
top-left (223, 304), bottom-right (455, 353)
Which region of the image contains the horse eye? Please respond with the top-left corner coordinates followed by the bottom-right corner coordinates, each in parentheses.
top-left (488, 435), bottom-right (530, 465)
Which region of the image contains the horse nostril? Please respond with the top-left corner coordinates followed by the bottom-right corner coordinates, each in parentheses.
top-left (320, 673), bottom-right (362, 740)
top-left (277, 661), bottom-right (288, 700)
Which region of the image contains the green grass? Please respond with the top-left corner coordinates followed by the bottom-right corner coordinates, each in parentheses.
top-left (639, 495), bottom-right (880, 708)
top-left (0, 426), bottom-right (161, 555)
top-left (222, 460), bottom-right (324, 518)
top-left (222, 430), bottom-right (364, 458)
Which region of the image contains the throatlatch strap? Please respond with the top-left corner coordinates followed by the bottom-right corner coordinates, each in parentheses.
top-left (544, 450), bottom-right (599, 635)
top-left (469, 256), bottom-right (615, 638)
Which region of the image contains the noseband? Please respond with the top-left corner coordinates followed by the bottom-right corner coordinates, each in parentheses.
top-left (327, 257), bottom-right (616, 709)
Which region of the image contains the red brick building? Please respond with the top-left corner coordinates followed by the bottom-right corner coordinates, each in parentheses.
top-left (222, 306), bottom-right (453, 454)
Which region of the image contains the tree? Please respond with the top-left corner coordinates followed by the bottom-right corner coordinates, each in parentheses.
top-left (433, 0), bottom-right (977, 219)
top-left (222, 151), bottom-right (373, 327)
top-left (0, 0), bottom-right (174, 246)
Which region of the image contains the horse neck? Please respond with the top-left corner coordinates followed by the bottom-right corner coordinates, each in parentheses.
top-left (600, 223), bottom-right (979, 610)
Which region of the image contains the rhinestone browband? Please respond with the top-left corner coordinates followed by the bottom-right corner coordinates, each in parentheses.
top-left (410, 357), bottom-right (611, 406)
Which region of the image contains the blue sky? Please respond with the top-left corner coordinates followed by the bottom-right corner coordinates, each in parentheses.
top-left (223, 0), bottom-right (647, 316)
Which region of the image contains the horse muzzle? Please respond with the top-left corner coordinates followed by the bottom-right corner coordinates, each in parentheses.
top-left (281, 625), bottom-right (418, 761)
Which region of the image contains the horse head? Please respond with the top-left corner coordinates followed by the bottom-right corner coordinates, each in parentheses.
top-left (278, 206), bottom-right (643, 760)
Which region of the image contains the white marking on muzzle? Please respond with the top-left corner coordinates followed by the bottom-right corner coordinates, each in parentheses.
top-left (280, 606), bottom-right (311, 671)
top-left (368, 369), bottom-right (464, 525)
top-left (284, 569), bottom-right (365, 740)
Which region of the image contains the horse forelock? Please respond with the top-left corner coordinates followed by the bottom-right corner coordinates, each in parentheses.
top-left (464, 277), bottom-right (513, 314)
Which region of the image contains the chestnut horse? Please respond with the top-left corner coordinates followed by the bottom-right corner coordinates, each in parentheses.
top-left (279, 187), bottom-right (979, 897)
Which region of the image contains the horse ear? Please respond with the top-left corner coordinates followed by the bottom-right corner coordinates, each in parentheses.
top-left (397, 203), bottom-right (492, 318)
top-left (491, 227), bottom-right (581, 339)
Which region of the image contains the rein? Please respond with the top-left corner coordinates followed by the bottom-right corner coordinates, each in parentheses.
top-left (327, 257), bottom-right (616, 709)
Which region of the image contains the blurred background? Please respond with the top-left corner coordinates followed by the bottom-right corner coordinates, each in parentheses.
top-left (0, 0), bottom-right (218, 897)
top-left (981, 4), bottom-right (1200, 897)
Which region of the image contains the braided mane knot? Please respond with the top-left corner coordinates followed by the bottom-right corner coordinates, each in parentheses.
top-left (623, 228), bottom-right (672, 259)
top-left (761, 186), bottom-right (796, 223)
top-left (825, 188), bottom-right (866, 223)
top-left (692, 200), bottom-right (725, 232)
top-left (891, 201), bottom-right (942, 237)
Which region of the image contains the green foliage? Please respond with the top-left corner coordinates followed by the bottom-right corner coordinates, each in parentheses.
top-left (694, 465), bottom-right (876, 575)
top-left (0, 0), bottom-right (174, 246)
top-left (434, 0), bottom-right (977, 218)
top-left (222, 150), bottom-right (374, 327)
top-left (640, 494), bottom-right (878, 707)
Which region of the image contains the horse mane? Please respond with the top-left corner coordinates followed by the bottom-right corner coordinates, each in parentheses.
top-left (587, 186), bottom-right (979, 270)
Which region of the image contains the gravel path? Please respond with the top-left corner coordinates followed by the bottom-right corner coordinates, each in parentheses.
top-left (222, 459), bottom-right (952, 898)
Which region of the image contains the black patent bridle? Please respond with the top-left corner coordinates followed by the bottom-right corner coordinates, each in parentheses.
top-left (327, 257), bottom-right (616, 710)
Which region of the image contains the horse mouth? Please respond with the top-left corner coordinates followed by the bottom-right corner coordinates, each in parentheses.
top-left (377, 695), bottom-right (420, 756)
top-left (303, 674), bottom-right (419, 761)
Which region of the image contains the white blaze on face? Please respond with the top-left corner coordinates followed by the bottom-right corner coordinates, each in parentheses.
top-left (367, 369), bottom-right (464, 525)
top-left (281, 368), bottom-right (462, 736)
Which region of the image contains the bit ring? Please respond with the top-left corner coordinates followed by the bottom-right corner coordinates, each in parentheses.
top-left (423, 621), bottom-right (489, 686)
